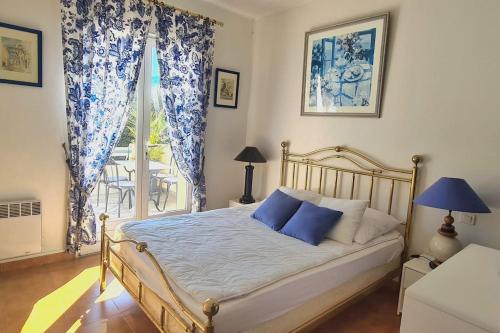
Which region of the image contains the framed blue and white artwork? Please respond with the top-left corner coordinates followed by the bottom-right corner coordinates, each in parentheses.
top-left (301, 13), bottom-right (388, 117)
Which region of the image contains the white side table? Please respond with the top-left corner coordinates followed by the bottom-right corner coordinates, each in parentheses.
top-left (229, 199), bottom-right (260, 207)
top-left (400, 244), bottom-right (500, 333)
top-left (397, 256), bottom-right (433, 314)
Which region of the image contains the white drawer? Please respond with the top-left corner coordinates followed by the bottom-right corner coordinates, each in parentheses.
top-left (403, 268), bottom-right (425, 289)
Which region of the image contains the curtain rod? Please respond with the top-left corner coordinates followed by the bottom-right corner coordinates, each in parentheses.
top-left (148, 0), bottom-right (224, 27)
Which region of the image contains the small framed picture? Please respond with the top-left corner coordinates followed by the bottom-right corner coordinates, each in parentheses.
top-left (0, 22), bottom-right (42, 87)
top-left (301, 13), bottom-right (388, 117)
top-left (214, 68), bottom-right (239, 108)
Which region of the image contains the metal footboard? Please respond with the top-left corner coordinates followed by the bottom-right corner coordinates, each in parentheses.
top-left (99, 213), bottom-right (219, 333)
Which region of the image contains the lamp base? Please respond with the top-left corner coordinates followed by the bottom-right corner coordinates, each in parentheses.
top-left (239, 164), bottom-right (255, 205)
top-left (429, 259), bottom-right (442, 269)
top-left (429, 233), bottom-right (462, 266)
top-left (239, 196), bottom-right (255, 204)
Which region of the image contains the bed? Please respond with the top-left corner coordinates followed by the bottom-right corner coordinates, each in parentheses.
top-left (98, 141), bottom-right (422, 333)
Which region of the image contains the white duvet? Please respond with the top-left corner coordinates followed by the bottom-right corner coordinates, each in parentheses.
top-left (116, 204), bottom-right (398, 303)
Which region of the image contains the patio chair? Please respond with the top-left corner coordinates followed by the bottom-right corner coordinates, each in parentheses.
top-left (96, 159), bottom-right (128, 206)
top-left (153, 157), bottom-right (179, 211)
top-left (103, 160), bottom-right (135, 218)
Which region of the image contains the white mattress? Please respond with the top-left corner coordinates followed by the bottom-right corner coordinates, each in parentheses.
top-left (113, 206), bottom-right (403, 333)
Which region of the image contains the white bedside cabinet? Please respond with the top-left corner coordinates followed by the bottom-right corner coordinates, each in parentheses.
top-left (229, 199), bottom-right (260, 208)
top-left (400, 244), bottom-right (500, 333)
top-left (229, 199), bottom-right (243, 207)
top-left (397, 256), bottom-right (432, 314)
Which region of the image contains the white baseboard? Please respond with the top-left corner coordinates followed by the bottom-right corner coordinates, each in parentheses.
top-left (0, 248), bottom-right (66, 264)
top-left (0, 237), bottom-right (104, 263)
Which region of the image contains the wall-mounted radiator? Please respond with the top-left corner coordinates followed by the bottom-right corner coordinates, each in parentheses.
top-left (0, 200), bottom-right (42, 260)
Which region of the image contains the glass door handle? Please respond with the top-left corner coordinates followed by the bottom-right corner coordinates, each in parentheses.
top-left (145, 143), bottom-right (158, 160)
top-left (145, 145), bottom-right (150, 160)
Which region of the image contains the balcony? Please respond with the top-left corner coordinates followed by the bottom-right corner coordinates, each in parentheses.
top-left (90, 144), bottom-right (188, 220)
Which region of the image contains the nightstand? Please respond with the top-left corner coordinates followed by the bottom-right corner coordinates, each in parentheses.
top-left (397, 256), bottom-right (433, 315)
top-left (401, 245), bottom-right (500, 332)
top-left (229, 199), bottom-right (260, 207)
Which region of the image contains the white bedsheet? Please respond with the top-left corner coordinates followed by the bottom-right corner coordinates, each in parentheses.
top-left (114, 205), bottom-right (403, 332)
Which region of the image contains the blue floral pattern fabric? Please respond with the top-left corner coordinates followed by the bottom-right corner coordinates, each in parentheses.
top-left (61, 0), bottom-right (152, 252)
top-left (155, 6), bottom-right (215, 212)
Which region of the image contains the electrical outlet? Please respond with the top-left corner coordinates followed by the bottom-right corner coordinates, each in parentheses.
top-left (458, 212), bottom-right (476, 226)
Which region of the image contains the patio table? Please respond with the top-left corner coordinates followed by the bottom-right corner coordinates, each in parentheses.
top-left (115, 160), bottom-right (167, 173)
top-left (115, 160), bottom-right (169, 211)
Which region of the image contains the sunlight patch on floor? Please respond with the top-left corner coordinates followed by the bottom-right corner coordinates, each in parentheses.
top-left (66, 319), bottom-right (82, 333)
top-left (95, 278), bottom-right (125, 303)
top-left (21, 266), bottom-right (99, 333)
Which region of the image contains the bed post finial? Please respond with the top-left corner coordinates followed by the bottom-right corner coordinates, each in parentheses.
top-left (99, 213), bottom-right (109, 293)
top-left (203, 298), bottom-right (219, 333)
top-left (412, 155), bottom-right (422, 166)
top-left (281, 141), bottom-right (289, 158)
top-left (99, 213), bottom-right (109, 226)
top-left (136, 242), bottom-right (148, 252)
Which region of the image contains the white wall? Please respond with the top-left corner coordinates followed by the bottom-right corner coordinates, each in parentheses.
top-left (0, 0), bottom-right (253, 257)
top-left (0, 0), bottom-right (67, 257)
top-left (4, 0), bottom-right (499, 259)
top-left (246, 0), bottom-right (500, 254)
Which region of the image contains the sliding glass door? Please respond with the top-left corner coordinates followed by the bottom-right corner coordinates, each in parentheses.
top-left (91, 37), bottom-right (190, 222)
top-left (141, 39), bottom-right (190, 218)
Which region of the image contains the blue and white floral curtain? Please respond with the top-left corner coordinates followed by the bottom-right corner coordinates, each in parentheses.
top-left (61, 0), bottom-right (152, 252)
top-left (155, 6), bottom-right (215, 212)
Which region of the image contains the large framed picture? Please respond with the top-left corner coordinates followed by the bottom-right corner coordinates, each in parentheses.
top-left (0, 22), bottom-right (42, 87)
top-left (214, 68), bottom-right (239, 109)
top-left (301, 13), bottom-right (388, 117)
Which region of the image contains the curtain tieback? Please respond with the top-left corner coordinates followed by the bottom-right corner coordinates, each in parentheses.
top-left (62, 143), bottom-right (91, 198)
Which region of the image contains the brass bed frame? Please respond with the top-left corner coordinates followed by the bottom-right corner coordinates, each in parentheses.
top-left (99, 141), bottom-right (421, 333)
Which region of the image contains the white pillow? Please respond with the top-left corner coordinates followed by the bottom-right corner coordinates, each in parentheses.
top-left (354, 208), bottom-right (402, 244)
top-left (278, 186), bottom-right (322, 205)
top-left (319, 197), bottom-right (369, 244)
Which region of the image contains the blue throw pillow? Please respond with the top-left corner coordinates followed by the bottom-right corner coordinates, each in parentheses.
top-left (281, 201), bottom-right (343, 246)
top-left (251, 189), bottom-right (302, 231)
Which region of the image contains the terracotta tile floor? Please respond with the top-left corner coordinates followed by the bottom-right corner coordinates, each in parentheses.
top-left (0, 254), bottom-right (401, 332)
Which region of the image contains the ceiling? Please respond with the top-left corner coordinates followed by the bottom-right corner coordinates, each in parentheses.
top-left (202, 0), bottom-right (312, 19)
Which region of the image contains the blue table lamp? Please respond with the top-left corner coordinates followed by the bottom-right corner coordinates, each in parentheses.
top-left (414, 177), bottom-right (490, 268)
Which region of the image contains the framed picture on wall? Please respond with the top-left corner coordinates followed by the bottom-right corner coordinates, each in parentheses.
top-left (0, 22), bottom-right (42, 87)
top-left (301, 13), bottom-right (388, 117)
top-left (214, 68), bottom-right (239, 108)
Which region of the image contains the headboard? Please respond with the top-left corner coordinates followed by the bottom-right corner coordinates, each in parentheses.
top-left (279, 141), bottom-right (422, 258)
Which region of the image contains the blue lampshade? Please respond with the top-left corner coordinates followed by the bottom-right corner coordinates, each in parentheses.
top-left (414, 177), bottom-right (490, 213)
